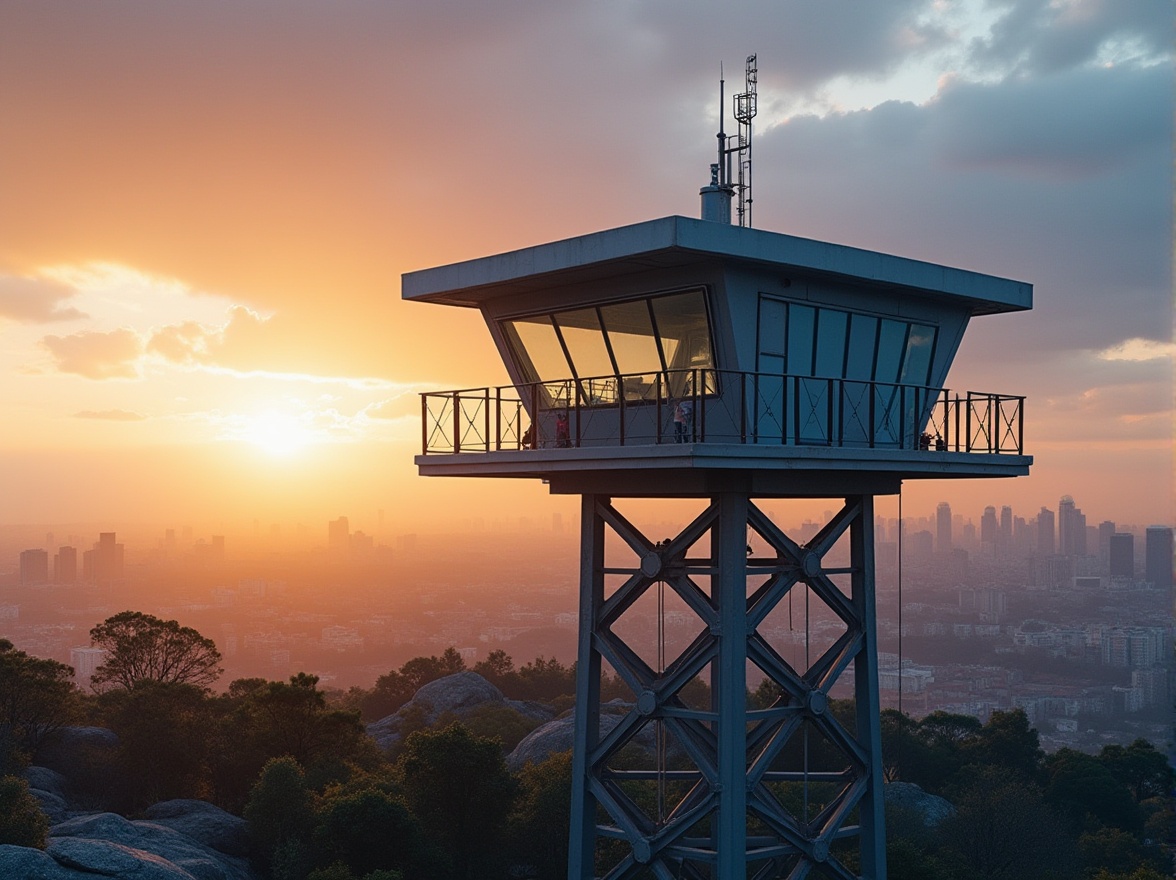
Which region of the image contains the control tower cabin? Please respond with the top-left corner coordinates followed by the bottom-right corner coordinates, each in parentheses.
top-left (402, 93), bottom-right (1031, 880)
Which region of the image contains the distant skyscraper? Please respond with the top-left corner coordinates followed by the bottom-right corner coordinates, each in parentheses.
top-left (1145, 526), bottom-right (1173, 588)
top-left (1098, 520), bottom-right (1116, 568)
top-left (936, 502), bottom-right (952, 551)
top-left (1037, 507), bottom-right (1055, 555)
top-left (981, 506), bottom-right (998, 546)
top-left (1108, 533), bottom-right (1134, 579)
top-left (83, 533), bottom-right (124, 585)
top-left (328, 517), bottom-right (350, 554)
top-left (1058, 496), bottom-right (1086, 556)
top-left (19, 549), bottom-right (49, 585)
top-left (54, 546), bottom-right (77, 584)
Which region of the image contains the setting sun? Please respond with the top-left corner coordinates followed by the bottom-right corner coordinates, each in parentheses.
top-left (235, 410), bottom-right (316, 458)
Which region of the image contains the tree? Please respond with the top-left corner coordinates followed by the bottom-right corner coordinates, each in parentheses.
top-left (98, 679), bottom-right (217, 811)
top-left (396, 723), bottom-right (516, 880)
top-left (937, 765), bottom-right (1079, 880)
top-left (313, 786), bottom-right (439, 879)
top-left (965, 708), bottom-right (1043, 783)
top-left (1098, 740), bottom-right (1174, 803)
top-left (509, 750), bottom-right (573, 880)
top-left (0, 775), bottom-right (49, 848)
top-left (244, 756), bottom-right (315, 878)
top-left (89, 611), bottom-right (222, 691)
top-left (1045, 748), bottom-right (1141, 833)
top-left (0, 639), bottom-right (78, 769)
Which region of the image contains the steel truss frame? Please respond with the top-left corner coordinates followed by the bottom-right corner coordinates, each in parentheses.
top-left (569, 493), bottom-right (885, 880)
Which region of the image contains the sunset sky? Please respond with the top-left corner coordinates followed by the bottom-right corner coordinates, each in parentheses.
top-left (0, 1), bottom-right (1171, 534)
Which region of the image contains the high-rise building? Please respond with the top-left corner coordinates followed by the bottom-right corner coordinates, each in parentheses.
top-left (936, 502), bottom-right (952, 551)
top-left (1145, 526), bottom-right (1173, 588)
top-left (1037, 507), bottom-right (1055, 555)
top-left (1098, 520), bottom-right (1116, 568)
top-left (1058, 496), bottom-right (1086, 556)
top-left (82, 533), bottom-right (124, 585)
top-left (999, 506), bottom-right (1012, 548)
top-left (1108, 533), bottom-right (1134, 579)
top-left (19, 549), bottom-right (49, 585)
top-left (54, 546), bottom-right (77, 583)
top-left (980, 506), bottom-right (998, 546)
top-left (69, 647), bottom-right (107, 690)
top-left (328, 517), bottom-right (350, 554)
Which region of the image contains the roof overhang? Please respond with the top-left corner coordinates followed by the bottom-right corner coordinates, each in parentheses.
top-left (402, 215), bottom-right (1032, 316)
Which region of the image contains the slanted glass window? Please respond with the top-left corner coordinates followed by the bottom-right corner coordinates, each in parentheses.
top-left (499, 288), bottom-right (715, 406)
top-left (786, 304), bottom-right (815, 375)
top-left (814, 308), bottom-right (849, 378)
top-left (554, 309), bottom-right (614, 381)
top-left (503, 316), bottom-right (569, 386)
top-left (845, 314), bottom-right (878, 380)
top-left (599, 300), bottom-right (661, 375)
top-left (874, 319), bottom-right (908, 384)
top-left (900, 323), bottom-right (936, 387)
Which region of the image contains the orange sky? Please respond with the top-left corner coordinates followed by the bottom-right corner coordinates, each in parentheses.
top-left (0, 2), bottom-right (1171, 534)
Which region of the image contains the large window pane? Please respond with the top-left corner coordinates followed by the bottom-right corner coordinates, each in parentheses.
top-left (814, 308), bottom-right (848, 378)
top-left (554, 309), bottom-right (614, 380)
top-left (504, 316), bottom-right (569, 384)
top-left (600, 300), bottom-right (662, 375)
top-left (845, 314), bottom-right (878, 381)
top-left (758, 297), bottom-right (786, 360)
top-left (900, 323), bottom-right (936, 386)
top-left (786, 304), bottom-right (815, 375)
top-left (652, 290), bottom-right (714, 372)
top-left (874, 319), bottom-right (908, 384)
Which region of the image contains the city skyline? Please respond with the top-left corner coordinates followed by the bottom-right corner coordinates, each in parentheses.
top-left (0, 2), bottom-right (1171, 531)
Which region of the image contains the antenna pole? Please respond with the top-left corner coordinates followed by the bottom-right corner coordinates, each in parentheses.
top-left (718, 66), bottom-right (727, 187)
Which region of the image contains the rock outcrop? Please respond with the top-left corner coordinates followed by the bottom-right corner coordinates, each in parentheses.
top-left (0, 808), bottom-right (256, 880)
top-left (507, 700), bottom-right (657, 772)
top-left (367, 670), bottom-right (553, 752)
top-left (23, 765), bottom-right (70, 823)
top-left (883, 780), bottom-right (955, 828)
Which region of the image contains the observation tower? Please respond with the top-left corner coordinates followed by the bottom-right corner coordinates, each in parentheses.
top-left (403, 58), bottom-right (1031, 880)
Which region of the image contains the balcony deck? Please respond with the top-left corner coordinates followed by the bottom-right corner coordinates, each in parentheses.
top-left (415, 369), bottom-right (1031, 496)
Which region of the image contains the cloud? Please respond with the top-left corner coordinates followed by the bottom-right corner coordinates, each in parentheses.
top-left (0, 275), bottom-right (87, 323)
top-left (968, 0), bottom-right (1171, 76)
top-left (73, 409), bottom-right (146, 421)
top-left (147, 305), bottom-right (268, 366)
top-left (1098, 338), bottom-right (1176, 362)
top-left (365, 395), bottom-right (420, 420)
top-left (41, 328), bottom-right (143, 379)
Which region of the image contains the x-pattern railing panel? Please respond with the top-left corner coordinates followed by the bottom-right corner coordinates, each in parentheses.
top-left (421, 370), bottom-right (1025, 456)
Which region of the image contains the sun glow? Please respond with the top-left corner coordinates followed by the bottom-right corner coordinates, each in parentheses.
top-left (235, 410), bottom-right (317, 457)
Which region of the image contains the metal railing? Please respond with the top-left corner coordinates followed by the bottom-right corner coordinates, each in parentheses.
top-left (420, 369), bottom-right (1025, 457)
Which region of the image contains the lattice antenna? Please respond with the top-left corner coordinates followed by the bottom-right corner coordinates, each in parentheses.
top-left (732, 54), bottom-right (757, 227)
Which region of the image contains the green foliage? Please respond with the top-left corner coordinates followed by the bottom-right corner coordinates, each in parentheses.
top-left (936, 765), bottom-right (1079, 880)
top-left (1078, 827), bottom-right (1167, 878)
top-left (965, 708), bottom-right (1044, 783)
top-left (212, 673), bottom-right (379, 811)
top-left (98, 679), bottom-right (217, 811)
top-left (89, 611), bottom-right (222, 691)
top-left (244, 756), bottom-right (315, 877)
top-left (0, 639), bottom-right (78, 769)
top-left (508, 750), bottom-right (572, 880)
top-left (0, 775), bottom-right (49, 848)
top-left (1045, 748), bottom-right (1141, 833)
top-left (313, 786), bottom-right (440, 879)
top-left (396, 723), bottom-right (516, 880)
top-left (1097, 739), bottom-right (1174, 803)
top-left (436, 704), bottom-right (540, 752)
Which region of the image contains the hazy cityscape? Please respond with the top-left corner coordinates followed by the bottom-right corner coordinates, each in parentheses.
top-left (4, 493), bottom-right (1172, 760)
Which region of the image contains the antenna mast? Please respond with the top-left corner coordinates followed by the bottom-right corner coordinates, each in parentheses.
top-left (701, 55), bottom-right (757, 226)
top-left (732, 54), bottom-right (757, 227)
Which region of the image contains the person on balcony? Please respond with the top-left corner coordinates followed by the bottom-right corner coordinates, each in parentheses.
top-left (674, 398), bottom-right (694, 443)
top-left (556, 411), bottom-right (571, 448)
